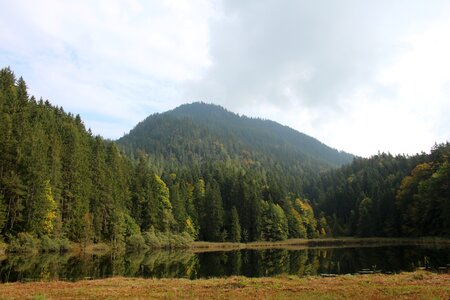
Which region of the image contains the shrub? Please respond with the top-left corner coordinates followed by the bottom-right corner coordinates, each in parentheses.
top-left (126, 233), bottom-right (148, 252)
top-left (40, 235), bottom-right (71, 252)
top-left (8, 232), bottom-right (40, 253)
top-left (58, 237), bottom-right (71, 252)
top-left (40, 235), bottom-right (60, 252)
top-left (143, 227), bottom-right (162, 248)
top-left (142, 229), bottom-right (193, 249)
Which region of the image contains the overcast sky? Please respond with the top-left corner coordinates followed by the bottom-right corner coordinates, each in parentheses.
top-left (1, 0), bottom-right (449, 157)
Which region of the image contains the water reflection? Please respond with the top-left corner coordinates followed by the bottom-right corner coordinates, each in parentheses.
top-left (0, 245), bottom-right (449, 282)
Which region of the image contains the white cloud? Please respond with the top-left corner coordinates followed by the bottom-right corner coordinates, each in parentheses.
top-left (0, 0), bottom-right (448, 156)
top-left (0, 0), bottom-right (217, 136)
top-left (182, 0), bottom-right (450, 156)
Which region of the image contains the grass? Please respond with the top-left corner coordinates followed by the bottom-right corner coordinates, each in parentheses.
top-left (192, 237), bottom-right (450, 252)
top-left (1, 236), bottom-right (449, 255)
top-left (0, 271), bottom-right (448, 299)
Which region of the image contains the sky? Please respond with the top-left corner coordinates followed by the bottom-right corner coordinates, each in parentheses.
top-left (1, 0), bottom-right (449, 157)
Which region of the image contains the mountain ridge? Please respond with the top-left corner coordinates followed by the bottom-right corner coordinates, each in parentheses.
top-left (118, 102), bottom-right (354, 169)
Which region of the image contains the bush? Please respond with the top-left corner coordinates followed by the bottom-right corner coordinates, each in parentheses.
top-left (8, 232), bottom-right (40, 253)
top-left (126, 233), bottom-right (148, 252)
top-left (40, 235), bottom-right (71, 252)
top-left (142, 228), bottom-right (193, 249)
top-left (58, 237), bottom-right (71, 252)
top-left (40, 235), bottom-right (60, 252)
top-left (143, 228), bottom-right (162, 248)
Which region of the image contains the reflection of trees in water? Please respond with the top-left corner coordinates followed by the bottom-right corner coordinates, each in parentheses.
top-left (226, 251), bottom-right (242, 276)
top-left (286, 249), bottom-right (321, 276)
top-left (0, 250), bottom-right (198, 281)
top-left (198, 251), bottom-right (228, 278)
top-left (140, 250), bottom-right (198, 278)
top-left (0, 253), bottom-right (72, 282)
top-left (258, 249), bottom-right (290, 276)
top-left (1, 246), bottom-right (449, 282)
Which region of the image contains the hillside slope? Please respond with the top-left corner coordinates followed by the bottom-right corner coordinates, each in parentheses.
top-left (119, 103), bottom-right (353, 168)
top-left (118, 102), bottom-right (352, 175)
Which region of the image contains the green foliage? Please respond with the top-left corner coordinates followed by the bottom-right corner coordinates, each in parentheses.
top-left (201, 181), bottom-right (225, 242)
top-left (0, 68), bottom-right (448, 248)
top-left (184, 216), bottom-right (198, 240)
top-left (123, 213), bottom-right (141, 237)
top-left (8, 232), bottom-right (40, 253)
top-left (316, 143), bottom-right (450, 238)
top-left (228, 206), bottom-right (241, 242)
top-left (396, 145), bottom-right (450, 236)
top-left (126, 233), bottom-right (148, 252)
top-left (143, 227), bottom-right (193, 249)
top-left (357, 197), bottom-right (374, 237)
top-left (153, 174), bottom-right (175, 232)
top-left (260, 201), bottom-right (288, 241)
top-left (39, 235), bottom-right (70, 252)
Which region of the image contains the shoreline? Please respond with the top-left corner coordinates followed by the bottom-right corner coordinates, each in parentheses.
top-left (1, 237), bottom-right (449, 256)
top-left (191, 237), bottom-right (450, 252)
top-left (0, 271), bottom-right (448, 299)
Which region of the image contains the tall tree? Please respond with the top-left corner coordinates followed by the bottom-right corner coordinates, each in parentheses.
top-left (228, 206), bottom-right (241, 242)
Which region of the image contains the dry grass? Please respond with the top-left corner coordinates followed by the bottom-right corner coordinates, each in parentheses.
top-left (192, 237), bottom-right (450, 252)
top-left (0, 271), bottom-right (448, 299)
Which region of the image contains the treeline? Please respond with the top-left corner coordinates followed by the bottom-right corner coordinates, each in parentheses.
top-left (117, 102), bottom-right (354, 198)
top-left (118, 101), bottom-right (450, 239)
top-left (311, 144), bottom-right (450, 237)
top-left (0, 68), bottom-right (325, 249)
top-left (0, 67), bottom-right (448, 248)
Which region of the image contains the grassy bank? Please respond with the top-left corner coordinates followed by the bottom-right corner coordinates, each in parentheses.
top-left (0, 271), bottom-right (448, 299)
top-left (1, 237), bottom-right (449, 256)
top-left (192, 237), bottom-right (450, 252)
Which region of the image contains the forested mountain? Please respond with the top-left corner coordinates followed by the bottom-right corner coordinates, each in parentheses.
top-left (119, 102), bottom-right (353, 168)
top-left (118, 103), bottom-right (449, 239)
top-left (0, 67), bottom-right (448, 251)
top-left (312, 144), bottom-right (450, 237)
top-left (118, 102), bottom-right (353, 198)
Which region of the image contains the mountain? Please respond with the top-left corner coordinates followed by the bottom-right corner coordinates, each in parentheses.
top-left (118, 102), bottom-right (354, 196)
top-left (119, 102), bottom-right (352, 168)
top-left (120, 102), bottom-right (351, 168)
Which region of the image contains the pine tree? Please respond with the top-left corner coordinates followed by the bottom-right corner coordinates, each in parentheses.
top-left (202, 181), bottom-right (225, 241)
top-left (260, 201), bottom-right (288, 241)
top-left (228, 206), bottom-right (241, 242)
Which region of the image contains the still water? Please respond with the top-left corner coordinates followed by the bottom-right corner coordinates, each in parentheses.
top-left (0, 245), bottom-right (449, 282)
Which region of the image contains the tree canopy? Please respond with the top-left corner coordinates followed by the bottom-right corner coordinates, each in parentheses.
top-left (0, 67), bottom-right (448, 247)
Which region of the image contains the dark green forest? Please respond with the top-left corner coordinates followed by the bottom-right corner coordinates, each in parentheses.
top-left (0, 67), bottom-right (449, 250)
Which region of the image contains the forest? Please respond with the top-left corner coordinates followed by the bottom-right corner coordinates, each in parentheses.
top-left (0, 67), bottom-right (449, 251)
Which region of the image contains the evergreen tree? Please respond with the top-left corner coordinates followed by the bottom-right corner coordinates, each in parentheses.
top-left (202, 181), bottom-right (225, 241)
top-left (260, 201), bottom-right (288, 241)
top-left (356, 197), bottom-right (374, 237)
top-left (228, 206), bottom-right (241, 242)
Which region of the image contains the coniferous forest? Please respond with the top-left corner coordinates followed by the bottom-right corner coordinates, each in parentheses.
top-left (0, 67), bottom-right (449, 250)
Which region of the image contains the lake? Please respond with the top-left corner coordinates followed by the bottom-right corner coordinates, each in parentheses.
top-left (1, 245), bottom-right (449, 282)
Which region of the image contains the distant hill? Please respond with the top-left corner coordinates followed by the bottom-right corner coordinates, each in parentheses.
top-left (117, 102), bottom-right (353, 194)
top-left (119, 102), bottom-right (353, 166)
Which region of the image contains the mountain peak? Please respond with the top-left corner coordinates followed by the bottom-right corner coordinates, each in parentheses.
top-left (118, 102), bottom-right (354, 195)
top-left (167, 102), bottom-right (238, 120)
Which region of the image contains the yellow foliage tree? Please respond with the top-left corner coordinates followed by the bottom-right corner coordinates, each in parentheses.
top-left (42, 180), bottom-right (57, 235)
